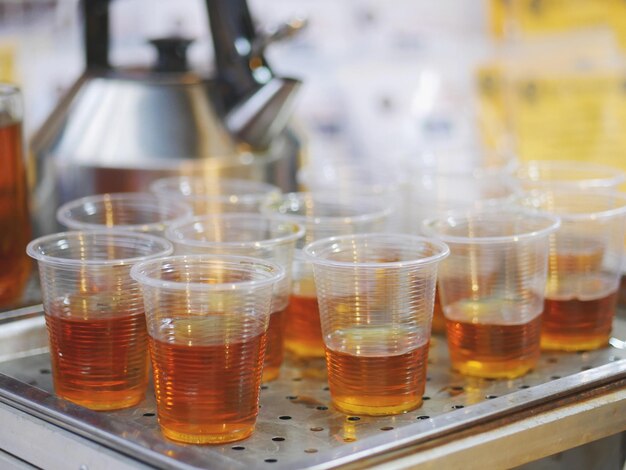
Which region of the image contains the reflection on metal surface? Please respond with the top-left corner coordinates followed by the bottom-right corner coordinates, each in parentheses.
top-left (0, 308), bottom-right (624, 468)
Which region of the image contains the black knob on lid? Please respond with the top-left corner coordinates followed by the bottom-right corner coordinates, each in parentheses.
top-left (149, 37), bottom-right (193, 73)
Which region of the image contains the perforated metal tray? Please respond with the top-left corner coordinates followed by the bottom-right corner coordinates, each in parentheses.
top-left (0, 305), bottom-right (625, 469)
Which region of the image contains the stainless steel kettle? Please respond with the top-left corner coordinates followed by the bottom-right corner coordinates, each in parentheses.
top-left (30, 0), bottom-right (303, 235)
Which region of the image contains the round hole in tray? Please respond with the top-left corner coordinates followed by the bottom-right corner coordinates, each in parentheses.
top-left (416, 415), bottom-right (430, 420)
top-left (316, 406), bottom-right (328, 411)
top-left (484, 377), bottom-right (496, 382)
top-left (343, 437), bottom-right (356, 443)
top-left (261, 385), bottom-right (269, 390)
top-left (380, 426), bottom-right (394, 431)
top-left (422, 396), bottom-right (431, 400)
top-left (426, 376), bottom-right (432, 382)
top-left (347, 416), bottom-right (360, 421)
top-left (322, 386), bottom-right (330, 391)
top-left (278, 415), bottom-right (292, 420)
top-left (286, 395), bottom-right (298, 400)
top-left (264, 458), bottom-right (278, 463)
top-left (304, 448), bottom-right (318, 454)
top-left (232, 446), bottom-right (246, 451)
top-left (551, 375), bottom-right (561, 380)
top-left (546, 357), bottom-right (558, 364)
top-left (581, 366), bottom-right (592, 371)
top-left (452, 405), bottom-right (464, 409)
top-left (27, 380), bottom-right (38, 386)
top-left (451, 386), bottom-right (464, 391)
top-left (39, 368), bottom-right (51, 375)
top-left (519, 384), bottom-right (530, 389)
top-left (292, 377), bottom-right (302, 382)
top-left (310, 427), bottom-right (324, 432)
top-left (272, 437), bottom-right (285, 442)
top-left (143, 412), bottom-right (156, 417)
top-left (485, 395), bottom-right (498, 399)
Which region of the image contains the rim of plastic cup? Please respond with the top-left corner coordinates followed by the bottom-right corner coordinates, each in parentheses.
top-left (421, 209), bottom-right (561, 245)
top-left (406, 147), bottom-right (519, 178)
top-left (519, 189), bottom-right (626, 221)
top-left (303, 233), bottom-right (450, 268)
top-left (130, 254), bottom-right (285, 292)
top-left (26, 230), bottom-right (174, 267)
top-left (516, 160), bottom-right (626, 189)
top-left (149, 176), bottom-right (281, 204)
top-left (261, 192), bottom-right (393, 226)
top-left (56, 192), bottom-right (194, 232)
top-left (166, 214), bottom-right (305, 250)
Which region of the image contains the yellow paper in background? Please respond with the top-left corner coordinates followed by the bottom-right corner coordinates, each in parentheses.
top-left (476, 64), bottom-right (507, 152)
top-left (0, 42), bottom-right (16, 83)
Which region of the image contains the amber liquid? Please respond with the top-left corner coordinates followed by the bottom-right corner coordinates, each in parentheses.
top-left (45, 309), bottom-right (149, 410)
top-left (542, 291), bottom-right (617, 351)
top-left (150, 331), bottom-right (266, 444)
top-left (445, 300), bottom-right (542, 378)
top-left (284, 294), bottom-right (325, 358)
top-left (325, 334), bottom-right (429, 416)
top-left (263, 307), bottom-right (285, 382)
top-left (0, 121), bottom-right (31, 307)
top-left (431, 288), bottom-right (446, 334)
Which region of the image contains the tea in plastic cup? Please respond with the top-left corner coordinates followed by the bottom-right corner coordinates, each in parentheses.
top-left (262, 192), bottom-right (392, 358)
top-left (26, 231), bottom-right (173, 410)
top-left (131, 255), bottom-right (284, 444)
top-left (150, 176), bottom-right (281, 215)
top-left (423, 210), bottom-right (560, 378)
top-left (165, 214), bottom-right (304, 381)
top-left (304, 233), bottom-right (449, 415)
top-left (57, 192), bottom-right (193, 234)
top-left (521, 189), bottom-right (626, 351)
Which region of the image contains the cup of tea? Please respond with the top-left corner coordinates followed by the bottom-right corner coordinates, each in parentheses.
top-left (150, 176), bottom-right (281, 215)
top-left (423, 209), bottom-right (560, 378)
top-left (304, 233), bottom-right (449, 415)
top-left (520, 189), bottom-right (626, 351)
top-left (131, 255), bottom-right (284, 444)
top-left (26, 231), bottom-right (173, 410)
top-left (57, 192), bottom-right (193, 234)
top-left (262, 192), bottom-right (392, 358)
top-left (165, 214), bottom-right (304, 382)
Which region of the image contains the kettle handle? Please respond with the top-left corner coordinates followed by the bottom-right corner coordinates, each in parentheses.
top-left (84, 0), bottom-right (110, 70)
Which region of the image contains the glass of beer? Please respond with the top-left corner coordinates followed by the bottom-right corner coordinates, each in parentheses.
top-left (26, 231), bottom-right (173, 410)
top-left (304, 233), bottom-right (449, 415)
top-left (262, 192), bottom-right (392, 358)
top-left (423, 209), bottom-right (560, 378)
top-left (57, 192), bottom-right (193, 234)
top-left (131, 255), bottom-right (284, 444)
top-left (165, 214), bottom-right (304, 382)
top-left (0, 84), bottom-right (31, 307)
top-left (515, 160), bottom-right (625, 191)
top-left (521, 189), bottom-right (626, 351)
top-left (150, 176), bottom-right (281, 215)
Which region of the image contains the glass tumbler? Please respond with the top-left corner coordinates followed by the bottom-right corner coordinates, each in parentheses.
top-left (165, 214), bottom-right (304, 381)
top-left (423, 210), bottom-right (560, 378)
top-left (521, 189), bottom-right (626, 351)
top-left (26, 231), bottom-right (173, 410)
top-left (131, 255), bottom-right (284, 444)
top-left (304, 233), bottom-right (449, 415)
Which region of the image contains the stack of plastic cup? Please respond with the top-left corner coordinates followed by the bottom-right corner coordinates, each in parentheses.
top-left (304, 233), bottom-right (449, 415)
top-left (57, 193), bottom-right (193, 234)
top-left (423, 209), bottom-right (560, 378)
top-left (131, 255), bottom-right (284, 444)
top-left (26, 231), bottom-right (173, 410)
top-left (165, 214), bottom-right (304, 381)
top-left (150, 176), bottom-right (281, 215)
top-left (262, 192), bottom-right (392, 359)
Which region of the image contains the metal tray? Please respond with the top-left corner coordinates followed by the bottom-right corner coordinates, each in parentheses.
top-left (0, 305), bottom-right (625, 469)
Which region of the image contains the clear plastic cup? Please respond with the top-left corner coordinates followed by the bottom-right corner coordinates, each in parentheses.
top-left (520, 189), bottom-right (626, 351)
top-left (57, 193), bottom-right (193, 234)
top-left (149, 176), bottom-right (281, 215)
top-left (303, 233), bottom-right (449, 416)
top-left (130, 255), bottom-right (284, 444)
top-left (26, 231), bottom-right (173, 410)
top-left (165, 214), bottom-right (304, 382)
top-left (515, 160), bottom-right (625, 191)
top-left (423, 210), bottom-right (560, 378)
top-left (262, 192), bottom-right (392, 358)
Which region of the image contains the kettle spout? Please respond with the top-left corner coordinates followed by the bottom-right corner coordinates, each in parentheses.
top-left (225, 77), bottom-right (301, 150)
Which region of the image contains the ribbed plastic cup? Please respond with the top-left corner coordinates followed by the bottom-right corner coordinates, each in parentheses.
top-left (520, 189), bottom-right (626, 351)
top-left (516, 160), bottom-right (625, 191)
top-left (423, 210), bottom-right (560, 378)
top-left (304, 233), bottom-right (448, 416)
top-left (26, 231), bottom-right (173, 410)
top-left (130, 255), bottom-right (284, 444)
top-left (262, 192), bottom-right (392, 359)
top-left (165, 214), bottom-right (304, 382)
top-left (57, 192), bottom-right (193, 234)
top-left (150, 176), bottom-right (281, 215)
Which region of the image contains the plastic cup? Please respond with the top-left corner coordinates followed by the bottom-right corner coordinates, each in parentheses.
top-left (304, 233), bottom-right (449, 416)
top-left (26, 231), bottom-right (173, 410)
top-left (423, 210), bottom-right (560, 378)
top-left (262, 192), bottom-right (392, 358)
top-left (520, 190), bottom-right (626, 351)
top-left (130, 255), bottom-right (284, 444)
top-left (149, 176), bottom-right (281, 215)
top-left (57, 192), bottom-right (193, 234)
top-left (515, 160), bottom-right (625, 191)
top-left (165, 214), bottom-right (304, 382)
